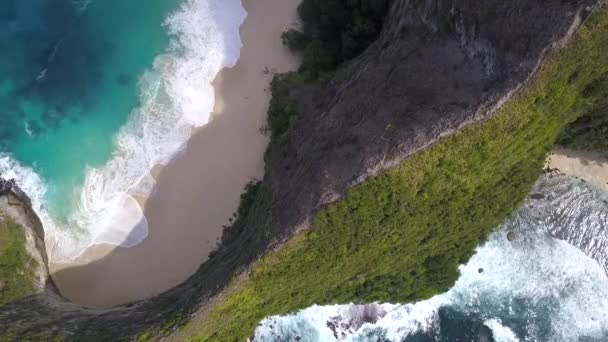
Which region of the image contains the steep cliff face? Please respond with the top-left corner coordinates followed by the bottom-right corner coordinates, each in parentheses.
top-left (0, 1), bottom-right (603, 341)
top-left (267, 0), bottom-right (597, 239)
top-left (0, 180), bottom-right (52, 301)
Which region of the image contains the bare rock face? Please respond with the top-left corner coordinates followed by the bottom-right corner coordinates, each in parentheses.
top-left (520, 174), bottom-right (608, 275)
top-left (267, 0), bottom-right (599, 240)
top-left (0, 179), bottom-right (51, 293)
top-left (0, 1), bottom-right (602, 340)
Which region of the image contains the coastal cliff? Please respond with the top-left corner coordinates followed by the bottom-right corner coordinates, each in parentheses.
top-left (266, 0), bottom-right (597, 239)
top-left (0, 180), bottom-right (52, 305)
top-left (0, 0), bottom-right (607, 341)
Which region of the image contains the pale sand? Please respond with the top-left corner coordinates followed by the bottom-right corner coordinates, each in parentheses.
top-left (548, 146), bottom-right (608, 189)
top-left (50, 0), bottom-right (301, 308)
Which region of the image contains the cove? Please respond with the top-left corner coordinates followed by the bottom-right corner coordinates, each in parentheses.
top-left (0, 0), bottom-right (178, 221)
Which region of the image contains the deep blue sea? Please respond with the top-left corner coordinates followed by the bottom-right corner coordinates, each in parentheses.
top-left (0, 0), bottom-right (246, 261)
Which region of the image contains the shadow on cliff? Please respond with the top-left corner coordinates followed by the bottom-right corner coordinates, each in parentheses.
top-left (47, 62), bottom-right (278, 307)
top-left (0, 6), bottom-right (279, 339)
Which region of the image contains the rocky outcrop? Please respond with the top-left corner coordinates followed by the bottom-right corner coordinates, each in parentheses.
top-left (267, 0), bottom-right (600, 238)
top-left (0, 1), bottom-right (604, 340)
top-left (517, 172), bottom-right (608, 275)
top-left (0, 179), bottom-right (51, 293)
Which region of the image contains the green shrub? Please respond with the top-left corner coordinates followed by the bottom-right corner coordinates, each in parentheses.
top-left (217, 180), bottom-right (262, 248)
top-left (262, 72), bottom-right (305, 141)
top-left (300, 40), bottom-right (337, 79)
top-left (281, 29), bottom-right (310, 51)
top-left (285, 0), bottom-right (389, 79)
top-left (558, 75), bottom-right (608, 152)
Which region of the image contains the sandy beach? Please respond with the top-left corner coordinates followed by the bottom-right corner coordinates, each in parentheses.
top-left (548, 146), bottom-right (608, 189)
top-left (50, 0), bottom-right (301, 307)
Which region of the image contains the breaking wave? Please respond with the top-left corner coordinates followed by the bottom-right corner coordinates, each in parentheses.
top-left (252, 176), bottom-right (608, 341)
top-left (0, 0), bottom-right (247, 262)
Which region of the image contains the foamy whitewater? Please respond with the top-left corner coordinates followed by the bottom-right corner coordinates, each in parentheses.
top-left (0, 0), bottom-right (247, 262)
top-left (252, 176), bottom-right (608, 341)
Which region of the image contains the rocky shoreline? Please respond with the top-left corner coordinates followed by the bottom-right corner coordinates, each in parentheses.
top-left (0, 1), bottom-right (605, 340)
top-left (522, 170), bottom-right (608, 275)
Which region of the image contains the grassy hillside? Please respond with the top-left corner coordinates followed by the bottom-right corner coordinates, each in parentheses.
top-left (0, 216), bottom-right (37, 307)
top-left (171, 10), bottom-right (608, 342)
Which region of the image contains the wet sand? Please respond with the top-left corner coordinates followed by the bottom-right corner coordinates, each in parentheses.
top-left (548, 146), bottom-right (608, 189)
top-left (51, 0), bottom-right (301, 307)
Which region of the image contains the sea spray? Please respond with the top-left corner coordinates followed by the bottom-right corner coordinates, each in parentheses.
top-left (252, 177), bottom-right (608, 341)
top-left (483, 319), bottom-right (519, 342)
top-left (0, 0), bottom-right (247, 262)
top-left (253, 231), bottom-right (608, 341)
top-left (59, 0), bottom-right (246, 261)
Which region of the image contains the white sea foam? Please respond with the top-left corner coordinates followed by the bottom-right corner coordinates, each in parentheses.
top-left (253, 232), bottom-right (608, 341)
top-left (0, 154), bottom-right (61, 248)
top-left (60, 0), bottom-right (247, 261)
top-left (484, 319), bottom-right (519, 342)
top-left (1, 0), bottom-right (247, 262)
top-left (252, 206), bottom-right (608, 341)
top-left (0, 154), bottom-right (46, 212)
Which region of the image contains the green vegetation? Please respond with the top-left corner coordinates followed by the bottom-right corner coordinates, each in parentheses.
top-left (210, 180), bottom-right (262, 258)
top-left (261, 72), bottom-right (305, 142)
top-left (0, 217), bottom-right (37, 307)
top-left (283, 0), bottom-right (389, 79)
top-left (176, 11), bottom-right (608, 341)
top-left (266, 0), bottom-right (390, 144)
top-left (558, 83), bottom-right (608, 152)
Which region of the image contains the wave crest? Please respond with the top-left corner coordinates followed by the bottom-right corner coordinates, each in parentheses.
top-left (2, 0), bottom-right (247, 263)
top-left (252, 179), bottom-right (608, 341)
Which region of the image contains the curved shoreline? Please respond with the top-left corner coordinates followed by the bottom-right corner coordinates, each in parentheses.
top-left (50, 0), bottom-right (301, 307)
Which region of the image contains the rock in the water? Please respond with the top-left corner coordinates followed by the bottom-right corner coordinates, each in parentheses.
top-left (530, 193), bottom-right (545, 200)
top-left (0, 178), bottom-right (16, 193)
top-left (507, 231), bottom-right (519, 242)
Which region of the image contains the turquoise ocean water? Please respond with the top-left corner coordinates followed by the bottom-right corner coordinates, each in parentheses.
top-left (0, 0), bottom-right (177, 220)
top-left (0, 0), bottom-right (247, 261)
